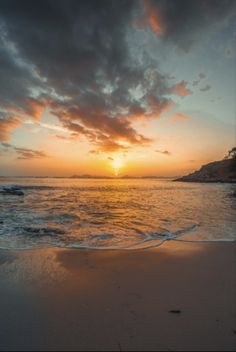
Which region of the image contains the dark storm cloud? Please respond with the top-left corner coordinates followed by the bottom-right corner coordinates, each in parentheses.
top-left (0, 0), bottom-right (234, 151)
top-left (0, 0), bottom-right (135, 95)
top-left (0, 143), bottom-right (48, 160)
top-left (143, 0), bottom-right (235, 51)
top-left (0, 0), bottom-right (174, 151)
top-left (0, 32), bottom-right (48, 118)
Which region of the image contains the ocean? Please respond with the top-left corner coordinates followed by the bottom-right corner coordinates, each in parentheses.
top-left (0, 178), bottom-right (235, 250)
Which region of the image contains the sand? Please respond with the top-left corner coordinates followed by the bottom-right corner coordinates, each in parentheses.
top-left (0, 241), bottom-right (235, 351)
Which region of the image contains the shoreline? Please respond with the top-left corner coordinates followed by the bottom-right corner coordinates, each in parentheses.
top-left (0, 237), bottom-right (235, 253)
top-left (0, 241), bottom-right (235, 351)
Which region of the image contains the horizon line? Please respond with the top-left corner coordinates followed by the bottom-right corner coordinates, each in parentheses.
top-left (0, 175), bottom-right (180, 179)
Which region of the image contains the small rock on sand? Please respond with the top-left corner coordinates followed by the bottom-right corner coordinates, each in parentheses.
top-left (169, 310), bottom-right (182, 314)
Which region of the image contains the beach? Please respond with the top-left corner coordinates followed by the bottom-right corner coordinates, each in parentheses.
top-left (1, 0), bottom-right (236, 350)
top-left (0, 241), bottom-right (235, 351)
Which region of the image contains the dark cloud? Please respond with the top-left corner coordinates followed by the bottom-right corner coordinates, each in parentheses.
top-left (200, 84), bottom-right (211, 92)
top-left (143, 0), bottom-right (234, 51)
top-left (16, 148), bottom-right (48, 160)
top-left (0, 32), bottom-right (48, 118)
top-left (145, 95), bottom-right (172, 117)
top-left (192, 72), bottom-right (206, 86)
top-left (199, 73), bottom-right (206, 79)
top-left (0, 0), bottom-right (174, 151)
top-left (0, 143), bottom-right (48, 160)
top-left (0, 0), bottom-right (136, 95)
top-left (156, 149), bottom-right (172, 156)
top-left (55, 103), bottom-right (152, 152)
top-left (0, 0), bottom-right (234, 152)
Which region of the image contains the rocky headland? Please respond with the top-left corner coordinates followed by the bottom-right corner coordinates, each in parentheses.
top-left (176, 157), bottom-right (236, 183)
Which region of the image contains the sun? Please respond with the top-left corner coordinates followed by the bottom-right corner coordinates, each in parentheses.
top-left (111, 157), bottom-right (124, 176)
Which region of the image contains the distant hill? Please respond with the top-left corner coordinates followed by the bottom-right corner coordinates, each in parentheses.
top-left (175, 158), bottom-right (236, 183)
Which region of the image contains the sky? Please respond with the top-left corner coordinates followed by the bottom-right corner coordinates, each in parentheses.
top-left (0, 0), bottom-right (235, 177)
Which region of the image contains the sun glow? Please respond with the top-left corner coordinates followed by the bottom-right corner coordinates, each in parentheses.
top-left (111, 156), bottom-right (124, 176)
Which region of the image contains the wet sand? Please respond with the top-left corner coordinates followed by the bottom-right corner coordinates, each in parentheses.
top-left (0, 241), bottom-right (235, 351)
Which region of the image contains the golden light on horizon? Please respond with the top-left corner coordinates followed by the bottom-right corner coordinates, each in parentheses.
top-left (111, 156), bottom-right (125, 176)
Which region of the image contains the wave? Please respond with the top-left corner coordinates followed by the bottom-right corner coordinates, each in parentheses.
top-left (22, 227), bottom-right (65, 237)
top-left (0, 185), bottom-right (24, 196)
top-left (0, 184), bottom-right (56, 192)
top-left (0, 179), bottom-right (235, 251)
top-left (0, 224), bottom-right (236, 251)
top-left (2, 223), bottom-right (234, 252)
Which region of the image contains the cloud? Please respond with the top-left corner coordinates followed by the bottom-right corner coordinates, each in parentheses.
top-left (224, 38), bottom-right (236, 59)
top-left (192, 72), bottom-right (206, 86)
top-left (24, 119), bottom-right (73, 134)
top-left (199, 73), bottom-right (206, 79)
top-left (171, 81), bottom-right (192, 97)
top-left (93, 136), bottom-right (136, 153)
top-left (0, 0), bottom-right (175, 152)
top-left (146, 95), bottom-right (173, 117)
top-left (51, 94), bottom-right (153, 151)
top-left (170, 112), bottom-right (189, 123)
top-left (156, 149), bottom-right (172, 156)
top-left (200, 84), bottom-right (211, 92)
top-left (89, 149), bottom-right (100, 155)
top-left (16, 148), bottom-right (48, 160)
top-left (143, 0), bottom-right (234, 51)
top-left (0, 0), bottom-right (233, 154)
top-left (0, 114), bottom-right (21, 141)
top-left (0, 143), bottom-right (48, 160)
top-left (0, 33), bottom-right (48, 119)
top-left (55, 135), bottom-right (75, 142)
top-left (143, 0), bottom-right (165, 35)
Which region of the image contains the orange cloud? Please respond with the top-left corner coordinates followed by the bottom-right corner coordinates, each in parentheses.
top-left (0, 116), bottom-right (21, 142)
top-left (147, 95), bottom-right (173, 116)
top-left (1, 143), bottom-right (48, 160)
top-left (1, 97), bottom-right (47, 122)
top-left (129, 96), bottom-right (172, 122)
top-left (24, 98), bottom-right (47, 120)
top-left (171, 81), bottom-right (192, 97)
top-left (52, 102), bottom-right (152, 153)
top-left (171, 112), bottom-right (189, 123)
top-left (144, 0), bottom-right (165, 35)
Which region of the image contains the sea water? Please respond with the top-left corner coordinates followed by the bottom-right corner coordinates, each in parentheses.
top-left (0, 178), bottom-right (235, 250)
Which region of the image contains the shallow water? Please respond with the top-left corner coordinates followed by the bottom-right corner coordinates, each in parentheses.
top-left (0, 178), bottom-right (235, 250)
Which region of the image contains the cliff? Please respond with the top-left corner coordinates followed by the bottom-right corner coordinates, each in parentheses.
top-left (175, 158), bottom-right (236, 183)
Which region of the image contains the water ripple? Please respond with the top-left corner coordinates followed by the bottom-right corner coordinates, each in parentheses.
top-left (0, 179), bottom-right (235, 250)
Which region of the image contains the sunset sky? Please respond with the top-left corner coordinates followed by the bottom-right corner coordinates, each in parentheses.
top-left (0, 0), bottom-right (235, 177)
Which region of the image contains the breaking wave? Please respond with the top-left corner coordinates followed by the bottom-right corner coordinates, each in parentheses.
top-left (0, 179), bottom-right (235, 250)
